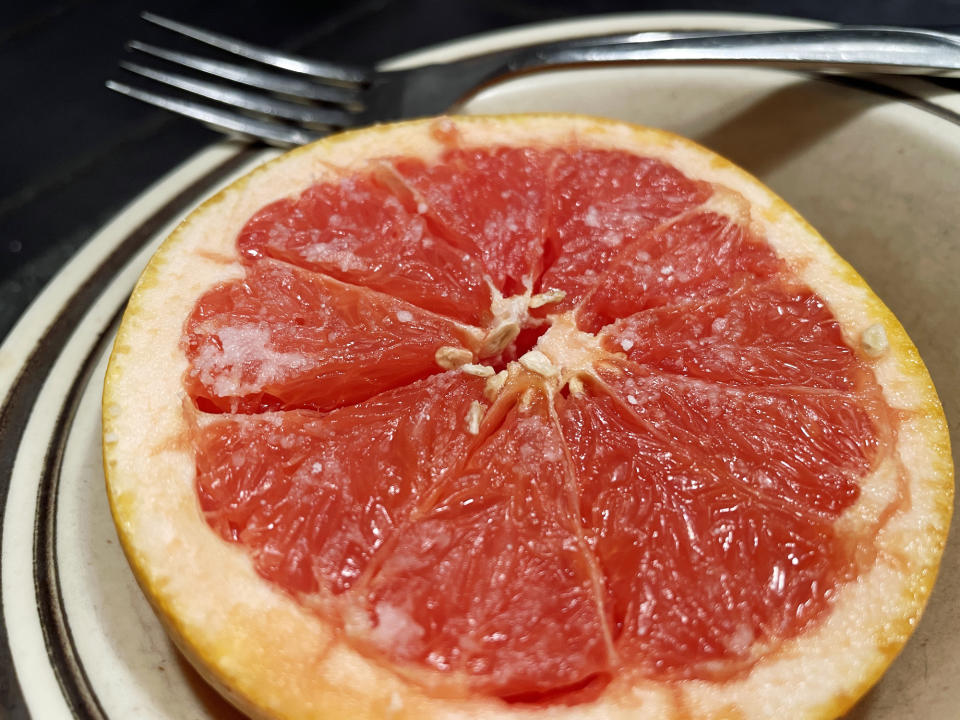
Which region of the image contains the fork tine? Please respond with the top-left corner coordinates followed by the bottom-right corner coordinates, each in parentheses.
top-left (127, 40), bottom-right (362, 105)
top-left (106, 79), bottom-right (324, 147)
top-left (120, 61), bottom-right (356, 127)
top-left (142, 12), bottom-right (371, 84)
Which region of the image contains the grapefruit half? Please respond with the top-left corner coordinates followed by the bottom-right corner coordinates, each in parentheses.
top-left (102, 114), bottom-right (953, 719)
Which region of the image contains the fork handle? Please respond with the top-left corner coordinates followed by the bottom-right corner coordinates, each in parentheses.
top-left (507, 27), bottom-right (960, 75)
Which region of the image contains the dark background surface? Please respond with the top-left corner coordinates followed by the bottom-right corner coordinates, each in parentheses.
top-left (3, 0), bottom-right (960, 345)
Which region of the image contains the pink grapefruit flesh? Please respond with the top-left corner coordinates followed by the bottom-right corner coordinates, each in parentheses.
top-left (185, 140), bottom-right (892, 701)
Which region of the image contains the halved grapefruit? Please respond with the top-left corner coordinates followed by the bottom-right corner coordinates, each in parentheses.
top-left (102, 114), bottom-right (953, 719)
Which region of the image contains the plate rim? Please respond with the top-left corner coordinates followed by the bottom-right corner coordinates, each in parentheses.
top-left (1, 10), bottom-right (959, 719)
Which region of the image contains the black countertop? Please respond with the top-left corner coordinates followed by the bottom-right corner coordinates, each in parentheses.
top-left (3, 0), bottom-right (960, 345)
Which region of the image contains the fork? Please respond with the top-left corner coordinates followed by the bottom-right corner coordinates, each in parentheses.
top-left (107, 14), bottom-right (960, 147)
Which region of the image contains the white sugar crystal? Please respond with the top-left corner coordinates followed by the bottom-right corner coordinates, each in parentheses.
top-left (600, 231), bottom-right (622, 247)
top-left (542, 442), bottom-right (562, 462)
top-left (584, 206), bottom-right (601, 228)
top-left (302, 241), bottom-right (364, 272)
top-left (371, 603), bottom-right (424, 648)
top-left (725, 623), bottom-right (755, 654)
top-left (197, 325), bottom-right (310, 397)
top-left (395, 309), bottom-right (414, 323)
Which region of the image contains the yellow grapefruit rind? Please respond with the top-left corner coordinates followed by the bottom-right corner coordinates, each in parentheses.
top-left (102, 115), bottom-right (953, 720)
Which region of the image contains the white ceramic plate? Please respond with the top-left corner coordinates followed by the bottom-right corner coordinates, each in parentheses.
top-left (2, 12), bottom-right (958, 720)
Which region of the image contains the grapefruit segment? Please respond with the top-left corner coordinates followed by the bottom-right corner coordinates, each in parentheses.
top-left (390, 147), bottom-right (555, 296)
top-left (360, 388), bottom-right (613, 699)
top-left (194, 371), bottom-right (488, 597)
top-left (588, 362), bottom-right (884, 520)
top-left (575, 208), bottom-right (784, 331)
top-left (539, 149), bottom-right (713, 313)
top-left (597, 279), bottom-right (868, 390)
top-left (556, 368), bottom-right (883, 677)
top-left (183, 259), bottom-right (481, 412)
top-left (236, 174), bottom-right (492, 325)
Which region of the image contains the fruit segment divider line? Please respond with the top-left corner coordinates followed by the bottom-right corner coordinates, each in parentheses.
top-left (342, 375), bottom-right (522, 600)
top-left (249, 253), bottom-right (487, 341)
top-left (588, 355), bottom-right (914, 591)
top-left (536, 172), bottom-right (711, 307)
top-left (585, 363), bottom-right (836, 525)
top-left (590, 358), bottom-right (887, 405)
top-left (569, 200), bottom-right (751, 334)
top-left (545, 396), bottom-right (620, 667)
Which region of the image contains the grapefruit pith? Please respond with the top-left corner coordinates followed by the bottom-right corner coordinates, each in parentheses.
top-left (103, 115), bottom-right (952, 720)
